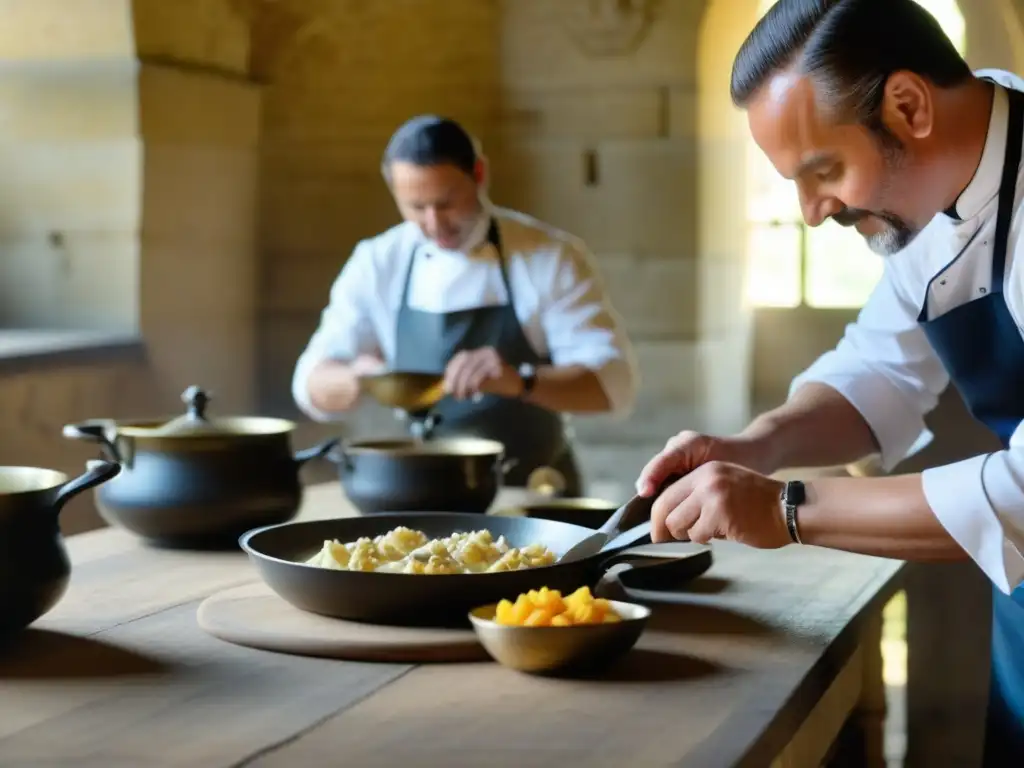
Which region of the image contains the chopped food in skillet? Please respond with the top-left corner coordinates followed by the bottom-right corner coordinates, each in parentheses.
top-left (304, 526), bottom-right (557, 574)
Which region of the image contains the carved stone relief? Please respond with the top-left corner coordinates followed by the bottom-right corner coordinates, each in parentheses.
top-left (555, 0), bottom-right (661, 57)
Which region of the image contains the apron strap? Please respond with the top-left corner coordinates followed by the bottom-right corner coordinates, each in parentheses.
top-left (487, 218), bottom-right (518, 308)
top-left (993, 88), bottom-right (1024, 291)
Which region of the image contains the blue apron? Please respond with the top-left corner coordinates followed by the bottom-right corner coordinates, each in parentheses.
top-left (918, 84), bottom-right (1024, 764)
top-left (393, 219), bottom-right (583, 496)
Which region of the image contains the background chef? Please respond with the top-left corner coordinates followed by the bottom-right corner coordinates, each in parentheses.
top-left (292, 115), bottom-right (638, 496)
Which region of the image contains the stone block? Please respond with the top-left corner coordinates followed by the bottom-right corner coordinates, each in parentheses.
top-left (258, 177), bottom-right (400, 254)
top-left (490, 138), bottom-right (698, 254)
top-left (0, 59), bottom-right (138, 141)
top-left (139, 64), bottom-right (261, 147)
top-left (0, 0), bottom-right (133, 60)
top-left (132, 0), bottom-right (250, 75)
top-left (139, 235), bottom-right (257, 328)
top-left (499, 0), bottom-right (701, 89)
top-left (594, 252), bottom-right (699, 338)
top-left (0, 140), bottom-right (140, 236)
top-left (496, 88), bottom-right (665, 141)
top-left (140, 145), bottom-right (258, 243)
top-left (0, 231), bottom-right (138, 331)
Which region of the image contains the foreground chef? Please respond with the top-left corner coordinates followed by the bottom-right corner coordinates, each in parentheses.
top-left (635, 0), bottom-right (1024, 762)
top-left (293, 115), bottom-right (637, 495)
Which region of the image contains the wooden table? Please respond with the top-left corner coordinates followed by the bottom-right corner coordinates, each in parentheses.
top-left (0, 481), bottom-right (902, 768)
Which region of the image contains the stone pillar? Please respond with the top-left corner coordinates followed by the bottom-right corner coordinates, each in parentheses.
top-left (491, 0), bottom-right (708, 496)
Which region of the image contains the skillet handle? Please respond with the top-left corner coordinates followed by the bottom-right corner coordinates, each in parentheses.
top-left (600, 546), bottom-right (714, 589)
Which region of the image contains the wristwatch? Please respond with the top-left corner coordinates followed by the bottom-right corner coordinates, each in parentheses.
top-left (780, 480), bottom-right (805, 544)
top-left (518, 363), bottom-right (537, 398)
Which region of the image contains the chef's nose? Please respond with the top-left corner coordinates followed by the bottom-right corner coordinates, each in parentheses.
top-left (800, 191), bottom-right (842, 228)
top-left (422, 207), bottom-right (441, 232)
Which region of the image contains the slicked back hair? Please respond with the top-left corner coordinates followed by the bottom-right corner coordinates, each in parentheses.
top-left (730, 0), bottom-right (973, 130)
top-left (381, 115), bottom-right (479, 182)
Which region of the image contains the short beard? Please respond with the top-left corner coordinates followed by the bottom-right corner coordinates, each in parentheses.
top-left (833, 121), bottom-right (918, 256)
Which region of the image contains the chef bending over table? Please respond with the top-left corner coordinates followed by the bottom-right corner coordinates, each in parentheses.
top-left (637, 1), bottom-right (1024, 763)
top-left (292, 115), bottom-right (638, 496)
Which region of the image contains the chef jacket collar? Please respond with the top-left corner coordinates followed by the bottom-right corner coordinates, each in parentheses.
top-left (945, 82), bottom-right (1008, 222)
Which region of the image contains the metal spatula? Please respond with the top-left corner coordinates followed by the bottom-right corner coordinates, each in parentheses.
top-left (558, 475), bottom-right (682, 564)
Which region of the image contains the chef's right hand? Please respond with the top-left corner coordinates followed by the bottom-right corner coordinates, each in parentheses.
top-left (635, 431), bottom-right (776, 498)
top-left (350, 354), bottom-right (386, 378)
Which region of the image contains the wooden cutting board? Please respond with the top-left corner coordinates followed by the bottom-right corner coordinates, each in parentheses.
top-left (196, 582), bottom-right (489, 663)
top-left (197, 542), bottom-right (713, 663)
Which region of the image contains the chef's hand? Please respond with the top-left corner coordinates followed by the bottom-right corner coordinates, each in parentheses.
top-left (651, 462), bottom-right (789, 547)
top-left (636, 430), bottom-right (776, 498)
top-left (443, 347), bottom-right (522, 400)
top-left (351, 354), bottom-right (387, 378)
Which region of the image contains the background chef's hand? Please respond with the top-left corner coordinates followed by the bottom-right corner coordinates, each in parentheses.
top-left (636, 430), bottom-right (776, 498)
top-left (443, 347), bottom-right (522, 400)
top-left (351, 354), bottom-right (387, 378)
top-left (651, 462), bottom-right (788, 547)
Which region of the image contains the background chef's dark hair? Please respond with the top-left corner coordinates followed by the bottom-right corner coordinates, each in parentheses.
top-left (381, 115), bottom-right (481, 180)
top-left (731, 0), bottom-right (973, 133)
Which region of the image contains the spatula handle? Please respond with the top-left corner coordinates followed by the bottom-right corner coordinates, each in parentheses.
top-left (598, 473), bottom-right (684, 540)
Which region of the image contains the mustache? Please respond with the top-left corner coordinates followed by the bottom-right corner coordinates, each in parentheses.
top-left (831, 207), bottom-right (906, 230)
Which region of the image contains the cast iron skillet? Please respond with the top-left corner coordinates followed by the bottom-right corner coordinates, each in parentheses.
top-left (239, 494), bottom-right (712, 627)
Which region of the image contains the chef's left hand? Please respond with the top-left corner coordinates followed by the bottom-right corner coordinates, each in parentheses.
top-left (651, 462), bottom-right (790, 548)
top-left (443, 347), bottom-right (522, 400)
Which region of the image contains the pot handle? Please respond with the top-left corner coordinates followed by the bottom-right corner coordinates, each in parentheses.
top-left (294, 436), bottom-right (341, 466)
top-left (52, 460), bottom-right (122, 516)
top-left (62, 421), bottom-right (122, 464)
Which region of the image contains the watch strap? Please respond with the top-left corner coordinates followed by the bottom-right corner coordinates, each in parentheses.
top-left (781, 480), bottom-right (805, 544)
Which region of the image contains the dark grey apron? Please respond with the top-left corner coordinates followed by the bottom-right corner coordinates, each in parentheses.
top-left (393, 219), bottom-right (583, 495)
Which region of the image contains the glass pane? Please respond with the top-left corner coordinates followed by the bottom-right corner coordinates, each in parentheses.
top-left (805, 223), bottom-right (884, 308)
top-left (746, 149), bottom-right (801, 223)
top-left (746, 223), bottom-right (802, 308)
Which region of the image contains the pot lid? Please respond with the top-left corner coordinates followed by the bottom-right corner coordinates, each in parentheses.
top-left (147, 386), bottom-right (236, 437)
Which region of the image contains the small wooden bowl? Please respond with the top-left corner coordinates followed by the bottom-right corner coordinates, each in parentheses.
top-left (467, 599), bottom-right (650, 675)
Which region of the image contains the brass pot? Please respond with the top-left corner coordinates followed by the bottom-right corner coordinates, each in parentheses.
top-left (62, 386), bottom-right (338, 548)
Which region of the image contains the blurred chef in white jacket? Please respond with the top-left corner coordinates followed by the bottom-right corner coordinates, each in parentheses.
top-left (292, 115), bottom-right (638, 495)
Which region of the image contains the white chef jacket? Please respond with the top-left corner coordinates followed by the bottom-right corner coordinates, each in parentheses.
top-left (790, 70), bottom-right (1024, 595)
top-left (292, 204), bottom-right (639, 422)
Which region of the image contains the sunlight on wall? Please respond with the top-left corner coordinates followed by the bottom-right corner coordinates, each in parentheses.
top-left (745, 0), bottom-right (967, 308)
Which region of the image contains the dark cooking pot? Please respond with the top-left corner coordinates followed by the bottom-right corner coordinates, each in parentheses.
top-left (331, 437), bottom-right (515, 515)
top-left (0, 460), bottom-right (121, 635)
top-left (61, 386), bottom-right (339, 548)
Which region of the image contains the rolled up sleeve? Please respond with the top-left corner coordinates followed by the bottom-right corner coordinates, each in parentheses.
top-left (291, 242), bottom-right (382, 422)
top-left (788, 266), bottom-right (949, 471)
top-left (922, 443), bottom-right (1024, 595)
top-left (540, 242), bottom-right (639, 416)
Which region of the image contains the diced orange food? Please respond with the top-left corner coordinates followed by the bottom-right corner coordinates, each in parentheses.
top-left (492, 586), bottom-right (622, 627)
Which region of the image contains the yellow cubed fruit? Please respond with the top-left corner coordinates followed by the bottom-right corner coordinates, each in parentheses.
top-left (525, 608), bottom-right (554, 627)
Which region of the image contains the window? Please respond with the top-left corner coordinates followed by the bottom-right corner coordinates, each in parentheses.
top-left (745, 0), bottom-right (967, 308)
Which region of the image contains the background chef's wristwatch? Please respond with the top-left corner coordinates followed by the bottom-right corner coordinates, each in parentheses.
top-left (518, 363), bottom-right (537, 399)
top-left (780, 480), bottom-right (805, 544)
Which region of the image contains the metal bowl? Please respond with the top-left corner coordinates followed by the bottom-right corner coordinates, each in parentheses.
top-left (467, 599), bottom-right (650, 675)
top-left (360, 372), bottom-right (444, 411)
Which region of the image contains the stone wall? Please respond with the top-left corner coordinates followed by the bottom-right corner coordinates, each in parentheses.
top-left (0, 0), bottom-right (261, 532)
top-left (253, 0), bottom-right (719, 499)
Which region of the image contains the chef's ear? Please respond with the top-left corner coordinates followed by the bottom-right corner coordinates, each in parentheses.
top-left (473, 156), bottom-right (488, 188)
top-left (882, 71), bottom-right (934, 140)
